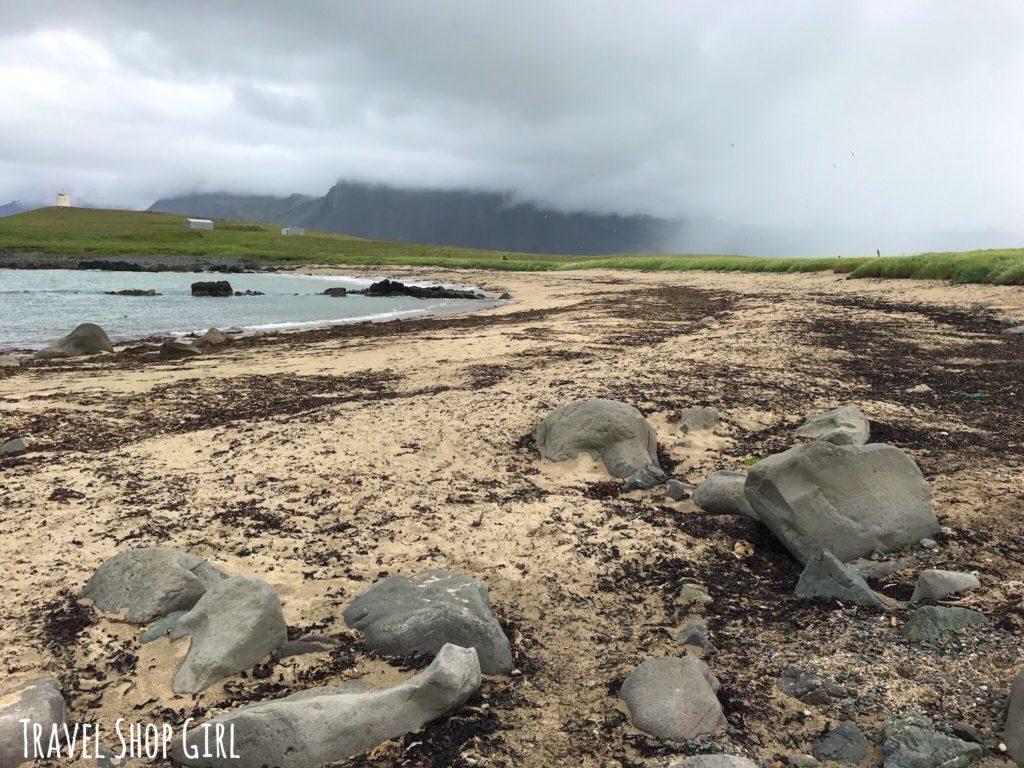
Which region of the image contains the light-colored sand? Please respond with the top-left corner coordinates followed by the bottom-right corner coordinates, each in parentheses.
top-left (1, 268), bottom-right (1022, 766)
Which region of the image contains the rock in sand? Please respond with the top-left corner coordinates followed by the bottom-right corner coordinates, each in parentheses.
top-left (343, 569), bottom-right (513, 675)
top-left (670, 758), bottom-right (757, 768)
top-left (0, 678), bottom-right (67, 768)
top-left (745, 441), bottom-right (938, 564)
top-left (812, 722), bottom-right (869, 764)
top-left (1005, 669), bottom-right (1024, 763)
top-left (795, 405), bottom-right (870, 446)
top-left (664, 478), bottom-right (692, 501)
top-left (0, 437), bottom-right (33, 456)
top-left (0, 354), bottom-right (20, 368)
top-left (911, 569), bottom-right (981, 604)
top-left (901, 605), bottom-right (985, 644)
top-left (34, 323), bottom-right (113, 359)
top-left (796, 551), bottom-right (884, 607)
top-left (693, 470), bottom-right (758, 520)
top-left (159, 341), bottom-right (202, 360)
top-left (677, 406), bottom-right (720, 433)
top-left (619, 656), bottom-right (725, 741)
top-left (882, 712), bottom-right (984, 767)
top-left (192, 328), bottom-right (230, 347)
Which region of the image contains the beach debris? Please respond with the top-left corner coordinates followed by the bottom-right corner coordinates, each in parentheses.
top-left (159, 340), bottom-right (202, 360)
top-left (901, 605), bottom-right (985, 644)
top-left (343, 569), bottom-right (513, 675)
top-left (812, 722), bottom-right (869, 764)
top-left (535, 398), bottom-right (663, 480)
top-left (907, 383), bottom-right (933, 393)
top-left (911, 569), bottom-right (981, 604)
top-left (191, 280), bottom-right (233, 297)
top-left (794, 405), bottom-right (870, 446)
top-left (0, 436), bottom-right (33, 456)
top-left (669, 758), bottom-right (757, 768)
top-left (82, 547), bottom-right (226, 623)
top-left (170, 575), bottom-right (288, 694)
top-left (34, 322), bottom-right (113, 359)
top-left (321, 286), bottom-right (348, 297)
top-left (619, 656), bottom-right (725, 741)
top-left (1005, 669), bottom-right (1024, 763)
top-left (795, 551), bottom-right (885, 608)
top-left (171, 644), bottom-right (480, 768)
top-left (664, 478), bottom-right (692, 501)
top-left (0, 354), bottom-right (19, 367)
top-left (693, 470), bottom-right (759, 520)
top-left (622, 464), bottom-right (669, 491)
top-left (676, 616), bottom-right (714, 651)
top-left (0, 678), bottom-right (67, 768)
top-left (882, 712), bottom-right (985, 767)
top-left (745, 442), bottom-right (938, 564)
top-left (676, 406), bottom-right (720, 433)
top-left (777, 667), bottom-right (849, 705)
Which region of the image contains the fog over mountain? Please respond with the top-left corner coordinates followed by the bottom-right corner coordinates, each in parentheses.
top-left (3, 2), bottom-right (1024, 255)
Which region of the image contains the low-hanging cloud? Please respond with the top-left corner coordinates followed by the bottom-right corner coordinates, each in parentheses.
top-left (1, 1), bottom-right (1022, 256)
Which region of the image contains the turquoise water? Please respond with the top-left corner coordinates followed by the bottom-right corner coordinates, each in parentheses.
top-left (0, 269), bottom-right (494, 350)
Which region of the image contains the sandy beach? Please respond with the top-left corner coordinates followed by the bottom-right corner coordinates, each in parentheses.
top-left (1, 267), bottom-right (1023, 766)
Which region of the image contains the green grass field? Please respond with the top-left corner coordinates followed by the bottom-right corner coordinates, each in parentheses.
top-left (2, 207), bottom-right (1023, 284)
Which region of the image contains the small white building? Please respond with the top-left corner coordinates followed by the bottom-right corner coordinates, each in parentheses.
top-left (281, 227), bottom-right (305, 236)
top-left (183, 218), bottom-right (214, 231)
top-left (56, 192), bottom-right (70, 207)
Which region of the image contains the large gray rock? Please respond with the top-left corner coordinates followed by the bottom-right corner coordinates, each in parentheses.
top-left (795, 406), bottom-right (870, 446)
top-left (745, 442), bottom-right (938, 564)
top-left (535, 399), bottom-right (661, 479)
top-left (34, 323), bottom-right (113, 359)
top-left (0, 678), bottom-right (67, 768)
top-left (0, 437), bottom-right (32, 457)
top-left (812, 722), bottom-right (868, 764)
top-left (882, 712), bottom-right (984, 767)
top-left (670, 758), bottom-right (757, 768)
top-left (901, 606), bottom-right (985, 644)
top-left (1003, 325), bottom-right (1024, 336)
top-left (159, 341), bottom-right (202, 360)
top-left (192, 328), bottom-right (230, 348)
top-left (1006, 669), bottom-right (1024, 763)
top-left (171, 643), bottom-right (480, 768)
top-left (693, 470), bottom-right (758, 520)
top-left (343, 569), bottom-right (512, 675)
top-left (677, 406), bottom-right (720, 433)
top-left (796, 551), bottom-right (884, 607)
top-left (619, 656), bottom-right (724, 741)
top-left (170, 576), bottom-right (288, 693)
top-left (82, 548), bottom-right (226, 624)
top-left (911, 570), bottom-right (981, 604)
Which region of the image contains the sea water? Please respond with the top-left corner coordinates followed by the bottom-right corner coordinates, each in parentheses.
top-left (0, 269), bottom-right (496, 350)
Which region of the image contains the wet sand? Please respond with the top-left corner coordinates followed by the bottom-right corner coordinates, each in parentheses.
top-left (1, 267), bottom-right (1023, 766)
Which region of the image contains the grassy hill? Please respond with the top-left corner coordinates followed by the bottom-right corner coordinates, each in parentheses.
top-left (2, 207), bottom-right (1023, 284)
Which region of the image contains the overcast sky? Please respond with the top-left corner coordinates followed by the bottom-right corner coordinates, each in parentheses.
top-left (1, 1), bottom-right (1022, 255)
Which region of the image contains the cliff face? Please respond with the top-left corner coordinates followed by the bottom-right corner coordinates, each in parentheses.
top-left (150, 182), bottom-right (680, 255)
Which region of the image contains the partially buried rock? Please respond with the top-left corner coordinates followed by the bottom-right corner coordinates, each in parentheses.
top-left (535, 399), bottom-right (662, 480)
top-left (140, 611), bottom-right (187, 644)
top-left (664, 478), bottom-right (692, 501)
top-left (343, 569), bottom-right (512, 675)
top-left (882, 712), bottom-right (984, 767)
top-left (777, 667), bottom-right (848, 705)
top-left (901, 606), bottom-right (985, 644)
top-left (0, 354), bottom-right (21, 367)
top-left (1005, 669), bottom-right (1024, 763)
top-left (82, 547), bottom-right (226, 623)
top-left (812, 722), bottom-right (868, 764)
top-left (621, 464), bottom-right (669, 491)
top-left (670, 758), bottom-right (757, 768)
top-left (191, 280), bottom-right (233, 297)
top-left (694, 470), bottom-right (758, 520)
top-left (192, 328), bottom-right (230, 347)
top-left (677, 406), bottom-right (720, 433)
top-left (170, 575), bottom-right (288, 693)
top-left (677, 616), bottom-right (714, 651)
top-left (0, 678), bottom-right (67, 768)
top-left (35, 323), bottom-right (113, 359)
top-left (745, 442), bottom-right (938, 564)
top-left (1003, 326), bottom-right (1024, 336)
top-left (171, 644), bottom-right (481, 768)
top-left (0, 437), bottom-right (32, 456)
top-left (796, 551), bottom-right (884, 608)
top-left (795, 405), bottom-right (870, 446)
top-left (911, 569), bottom-right (981, 604)
top-left (159, 341), bottom-right (202, 360)
top-left (698, 315), bottom-right (720, 328)
top-left (907, 384), bottom-right (933, 394)
top-left (620, 657), bottom-right (724, 741)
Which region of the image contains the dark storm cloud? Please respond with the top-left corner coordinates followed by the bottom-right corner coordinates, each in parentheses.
top-left (1, 1), bottom-right (1022, 255)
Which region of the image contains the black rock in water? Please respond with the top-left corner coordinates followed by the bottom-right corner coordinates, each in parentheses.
top-left (106, 289), bottom-right (159, 296)
top-left (191, 280), bottom-right (233, 297)
top-left (355, 279), bottom-right (483, 300)
top-left (322, 287), bottom-right (348, 297)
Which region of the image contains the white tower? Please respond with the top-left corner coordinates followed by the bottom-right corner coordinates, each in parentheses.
top-left (56, 192), bottom-right (71, 207)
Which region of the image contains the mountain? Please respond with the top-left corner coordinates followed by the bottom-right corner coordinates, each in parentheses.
top-left (149, 182), bottom-right (681, 255)
top-left (0, 200), bottom-right (48, 217)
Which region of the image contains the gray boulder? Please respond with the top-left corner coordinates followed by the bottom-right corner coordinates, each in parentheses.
top-left (882, 712), bottom-right (984, 767)
top-left (0, 678), bottom-right (67, 768)
top-left (911, 570), bottom-right (981, 604)
top-left (622, 465), bottom-right (669, 491)
top-left (192, 328), bottom-right (230, 347)
top-left (901, 606), bottom-right (985, 644)
top-left (170, 576), bottom-right (288, 693)
top-left (694, 470), bottom-right (758, 520)
top-left (171, 643), bottom-right (480, 768)
top-left (796, 551), bottom-right (884, 607)
top-left (812, 722), bottom-right (869, 764)
top-left (535, 399), bottom-right (661, 479)
top-left (745, 442), bottom-right (938, 564)
top-left (777, 667), bottom-right (848, 705)
top-left (795, 405), bottom-right (870, 446)
top-left (82, 548), bottom-right (226, 623)
top-left (0, 437), bottom-right (32, 457)
top-left (664, 478), bottom-right (692, 501)
top-left (1003, 325), bottom-right (1024, 336)
top-left (677, 406), bottom-right (720, 433)
top-left (670, 758), bottom-right (757, 768)
top-left (619, 656), bottom-right (724, 741)
top-left (1006, 669), bottom-right (1024, 763)
top-left (677, 616), bottom-right (714, 651)
top-left (343, 569), bottom-right (512, 675)
top-left (191, 281), bottom-right (233, 297)
top-left (159, 341), bottom-right (202, 360)
top-left (35, 323), bottom-right (113, 359)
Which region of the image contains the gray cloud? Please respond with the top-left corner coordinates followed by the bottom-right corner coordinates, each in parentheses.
top-left (1, 1), bottom-right (1022, 255)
